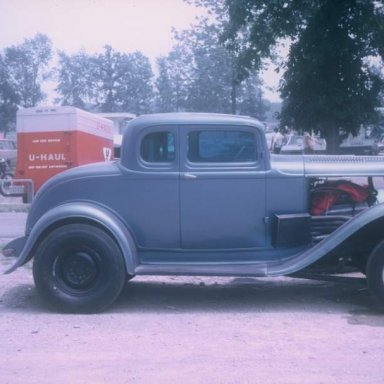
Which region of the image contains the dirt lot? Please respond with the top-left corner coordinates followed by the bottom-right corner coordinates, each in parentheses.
top-left (1, 254), bottom-right (384, 384)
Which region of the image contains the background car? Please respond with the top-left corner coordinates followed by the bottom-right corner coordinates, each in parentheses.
top-left (280, 134), bottom-right (326, 154)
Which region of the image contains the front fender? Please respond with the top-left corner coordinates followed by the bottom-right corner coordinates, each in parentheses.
top-left (3, 202), bottom-right (138, 275)
top-left (269, 202), bottom-right (384, 276)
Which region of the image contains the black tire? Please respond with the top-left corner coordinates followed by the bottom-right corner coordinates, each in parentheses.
top-left (366, 240), bottom-right (384, 310)
top-left (33, 223), bottom-right (126, 313)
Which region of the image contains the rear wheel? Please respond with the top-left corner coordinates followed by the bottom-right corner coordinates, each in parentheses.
top-left (366, 240), bottom-right (384, 310)
top-left (33, 223), bottom-right (126, 313)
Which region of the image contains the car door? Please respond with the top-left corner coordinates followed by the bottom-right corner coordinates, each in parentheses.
top-left (119, 125), bottom-right (181, 250)
top-left (179, 125), bottom-right (267, 250)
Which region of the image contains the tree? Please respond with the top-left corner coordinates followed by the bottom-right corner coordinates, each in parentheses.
top-left (155, 45), bottom-right (193, 112)
top-left (156, 17), bottom-right (267, 118)
top-left (0, 55), bottom-right (19, 133)
top-left (55, 50), bottom-right (95, 109)
top-left (55, 46), bottom-right (155, 114)
top-left (279, 1), bottom-right (384, 152)
top-left (193, 0), bottom-right (384, 152)
top-left (5, 33), bottom-right (52, 108)
top-left (0, 33), bottom-right (52, 132)
top-left (93, 45), bottom-right (124, 112)
top-left (237, 74), bottom-right (267, 118)
top-left (116, 51), bottom-right (154, 114)
top-left (177, 20), bottom-right (236, 113)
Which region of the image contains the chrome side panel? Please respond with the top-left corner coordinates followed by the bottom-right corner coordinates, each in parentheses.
top-left (303, 155), bottom-right (384, 177)
top-left (271, 154), bottom-right (384, 177)
top-left (4, 202), bottom-right (137, 275)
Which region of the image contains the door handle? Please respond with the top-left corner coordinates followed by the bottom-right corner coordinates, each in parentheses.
top-left (184, 173), bottom-right (197, 180)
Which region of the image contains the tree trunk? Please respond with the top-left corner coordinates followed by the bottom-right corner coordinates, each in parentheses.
top-left (323, 125), bottom-right (340, 154)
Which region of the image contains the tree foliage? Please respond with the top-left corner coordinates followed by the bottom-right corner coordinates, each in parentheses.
top-left (55, 50), bottom-right (94, 109)
top-left (5, 33), bottom-right (52, 108)
top-left (194, 0), bottom-right (384, 152)
top-left (0, 34), bottom-right (52, 131)
top-left (155, 45), bottom-right (191, 112)
top-left (156, 17), bottom-right (267, 118)
top-left (0, 18), bottom-right (268, 133)
top-left (279, 1), bottom-right (384, 152)
top-left (114, 51), bottom-right (154, 114)
top-left (0, 55), bottom-right (19, 133)
top-left (56, 46), bottom-right (154, 114)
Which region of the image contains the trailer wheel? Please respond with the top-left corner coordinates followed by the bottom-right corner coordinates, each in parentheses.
top-left (366, 240), bottom-right (384, 310)
top-left (33, 223), bottom-right (126, 313)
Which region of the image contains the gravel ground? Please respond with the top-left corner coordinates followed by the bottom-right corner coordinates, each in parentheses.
top-left (0, 191), bottom-right (24, 204)
top-left (1, 256), bottom-right (384, 384)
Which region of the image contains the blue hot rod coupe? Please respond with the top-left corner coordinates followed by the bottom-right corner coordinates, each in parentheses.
top-left (3, 113), bottom-right (384, 312)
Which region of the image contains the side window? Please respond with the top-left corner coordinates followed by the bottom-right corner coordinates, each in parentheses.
top-left (141, 132), bottom-right (175, 163)
top-left (188, 130), bottom-right (256, 163)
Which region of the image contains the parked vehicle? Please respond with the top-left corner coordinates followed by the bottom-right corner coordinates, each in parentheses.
top-left (4, 113), bottom-right (384, 313)
top-left (339, 128), bottom-right (377, 155)
top-left (371, 135), bottom-right (384, 156)
top-left (280, 134), bottom-right (327, 154)
top-left (16, 106), bottom-right (114, 194)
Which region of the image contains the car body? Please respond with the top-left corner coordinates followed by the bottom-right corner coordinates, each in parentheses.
top-left (3, 113), bottom-right (384, 313)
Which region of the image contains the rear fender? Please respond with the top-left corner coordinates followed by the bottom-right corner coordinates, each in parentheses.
top-left (269, 202), bottom-right (384, 276)
top-left (4, 202), bottom-right (137, 275)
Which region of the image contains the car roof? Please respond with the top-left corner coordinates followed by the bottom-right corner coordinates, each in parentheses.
top-left (120, 113), bottom-right (267, 166)
top-left (126, 112), bottom-right (264, 129)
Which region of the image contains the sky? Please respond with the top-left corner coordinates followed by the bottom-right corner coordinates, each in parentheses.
top-left (0, 0), bottom-right (281, 102)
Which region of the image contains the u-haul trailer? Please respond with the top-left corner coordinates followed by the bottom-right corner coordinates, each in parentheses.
top-left (13, 106), bottom-right (114, 199)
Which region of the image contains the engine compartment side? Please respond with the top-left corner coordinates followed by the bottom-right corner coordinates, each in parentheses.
top-left (268, 172), bottom-right (383, 274)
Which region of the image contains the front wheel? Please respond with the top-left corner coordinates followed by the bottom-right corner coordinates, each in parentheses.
top-left (366, 240), bottom-right (384, 310)
top-left (33, 224), bottom-right (126, 313)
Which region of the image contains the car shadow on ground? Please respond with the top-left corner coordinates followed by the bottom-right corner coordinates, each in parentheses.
top-left (1, 276), bottom-right (383, 326)
top-left (0, 283), bottom-right (45, 313)
top-left (113, 276), bottom-right (384, 321)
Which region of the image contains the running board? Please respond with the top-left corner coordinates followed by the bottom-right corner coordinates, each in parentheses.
top-left (134, 262), bottom-right (268, 277)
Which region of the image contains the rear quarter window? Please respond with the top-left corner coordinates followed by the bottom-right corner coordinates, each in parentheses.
top-left (140, 132), bottom-right (175, 163)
